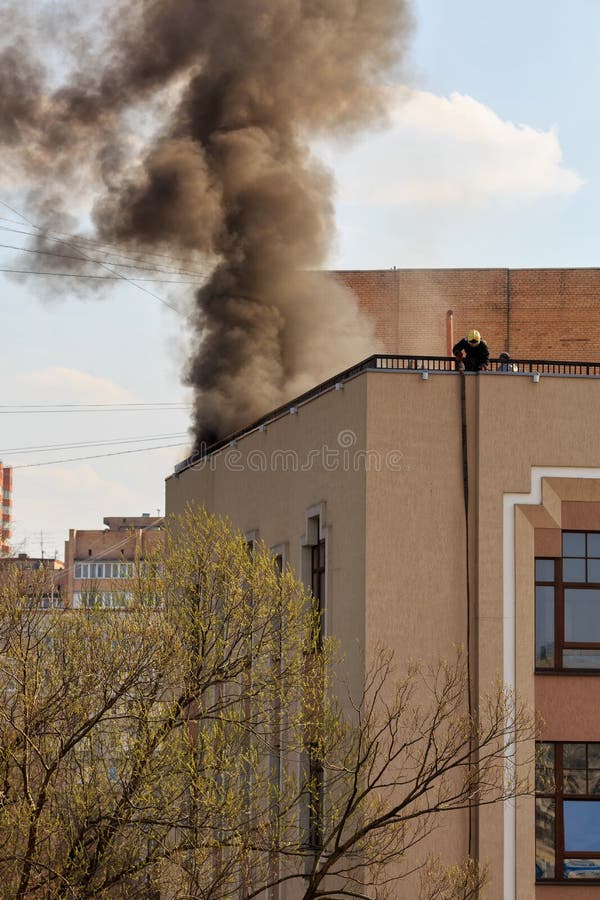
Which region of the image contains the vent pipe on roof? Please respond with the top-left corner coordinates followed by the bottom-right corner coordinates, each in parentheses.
top-left (446, 310), bottom-right (454, 356)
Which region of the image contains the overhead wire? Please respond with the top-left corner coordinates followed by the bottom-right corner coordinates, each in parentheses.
top-left (0, 267), bottom-right (202, 284)
top-left (0, 403), bottom-right (191, 414)
top-left (0, 199), bottom-right (186, 314)
top-left (0, 431), bottom-right (188, 455)
top-left (0, 240), bottom-right (211, 278)
top-left (0, 401), bottom-right (189, 408)
top-left (11, 441), bottom-right (188, 469)
top-left (0, 200), bottom-right (210, 269)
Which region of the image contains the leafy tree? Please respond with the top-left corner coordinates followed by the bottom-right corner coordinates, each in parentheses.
top-left (0, 509), bottom-right (533, 898)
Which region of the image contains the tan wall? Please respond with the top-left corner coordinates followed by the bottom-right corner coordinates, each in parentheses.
top-left (167, 376), bottom-right (369, 702)
top-left (337, 268), bottom-right (600, 360)
top-left (362, 373), bottom-right (471, 889)
top-left (165, 369), bottom-right (600, 898)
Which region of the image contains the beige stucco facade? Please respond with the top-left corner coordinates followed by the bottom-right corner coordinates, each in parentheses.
top-left (166, 367), bottom-right (600, 898)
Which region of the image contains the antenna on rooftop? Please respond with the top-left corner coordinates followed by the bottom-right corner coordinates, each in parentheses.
top-left (40, 530), bottom-right (44, 560)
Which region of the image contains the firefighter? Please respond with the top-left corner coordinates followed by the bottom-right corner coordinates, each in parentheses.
top-left (453, 329), bottom-right (489, 372)
top-left (499, 351), bottom-right (518, 372)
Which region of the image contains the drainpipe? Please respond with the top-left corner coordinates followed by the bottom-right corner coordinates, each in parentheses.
top-left (506, 269), bottom-right (511, 354)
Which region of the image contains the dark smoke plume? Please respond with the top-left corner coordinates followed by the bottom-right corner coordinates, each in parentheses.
top-left (1, 0), bottom-right (413, 446)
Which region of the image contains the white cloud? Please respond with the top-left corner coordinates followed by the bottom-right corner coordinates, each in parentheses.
top-left (327, 89), bottom-right (583, 207)
top-left (11, 367), bottom-right (136, 404)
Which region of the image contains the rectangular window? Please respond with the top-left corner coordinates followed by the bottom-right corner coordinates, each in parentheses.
top-left (73, 591), bottom-right (131, 609)
top-left (39, 594), bottom-right (62, 609)
top-left (307, 523), bottom-right (325, 854)
top-left (536, 741), bottom-right (600, 881)
top-left (307, 743), bottom-right (324, 851)
top-left (311, 528), bottom-right (325, 649)
top-left (536, 532), bottom-right (600, 671)
top-left (74, 560), bottom-right (134, 580)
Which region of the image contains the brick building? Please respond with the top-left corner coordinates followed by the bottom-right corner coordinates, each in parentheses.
top-left (62, 515), bottom-right (164, 608)
top-left (337, 267), bottom-right (600, 360)
top-left (0, 553), bottom-right (65, 606)
top-left (0, 461), bottom-right (12, 556)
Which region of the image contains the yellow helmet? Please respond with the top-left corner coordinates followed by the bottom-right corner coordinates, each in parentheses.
top-left (467, 329), bottom-right (481, 345)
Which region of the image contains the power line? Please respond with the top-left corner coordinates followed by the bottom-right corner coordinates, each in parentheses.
top-left (11, 441), bottom-right (188, 469)
top-left (0, 432), bottom-right (188, 454)
top-left (0, 411), bottom-right (188, 416)
top-left (0, 404), bottom-right (191, 415)
top-left (0, 402), bottom-right (189, 408)
top-left (0, 201), bottom-right (209, 269)
top-left (0, 241), bottom-right (210, 278)
top-left (0, 267), bottom-right (202, 284)
top-left (0, 200), bottom-right (183, 314)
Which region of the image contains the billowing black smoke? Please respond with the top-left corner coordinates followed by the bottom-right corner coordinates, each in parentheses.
top-left (1, 0), bottom-right (412, 446)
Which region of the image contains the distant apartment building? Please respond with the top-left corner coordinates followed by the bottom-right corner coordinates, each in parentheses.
top-left (0, 553), bottom-right (64, 606)
top-left (0, 554), bottom-right (64, 573)
top-left (0, 461), bottom-right (12, 555)
top-left (62, 515), bottom-right (164, 608)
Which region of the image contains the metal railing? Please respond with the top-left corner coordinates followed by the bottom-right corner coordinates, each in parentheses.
top-left (173, 353), bottom-right (600, 472)
top-left (369, 354), bottom-right (600, 375)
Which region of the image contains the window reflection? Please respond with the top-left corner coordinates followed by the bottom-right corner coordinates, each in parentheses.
top-left (564, 743), bottom-right (587, 769)
top-left (536, 559), bottom-right (554, 581)
top-left (537, 743), bottom-right (600, 882)
top-left (564, 650), bottom-right (600, 669)
top-left (564, 532), bottom-right (586, 557)
top-left (536, 743), bottom-right (555, 793)
top-left (564, 859), bottom-right (600, 879)
top-left (565, 589), bottom-right (600, 643)
top-left (564, 558), bottom-right (586, 582)
top-left (564, 801), bottom-right (600, 852)
top-left (535, 586), bottom-right (554, 668)
top-left (535, 798), bottom-right (555, 880)
top-left (537, 535), bottom-right (600, 671)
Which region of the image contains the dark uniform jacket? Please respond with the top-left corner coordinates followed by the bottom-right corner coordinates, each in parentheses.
top-left (452, 337), bottom-right (490, 371)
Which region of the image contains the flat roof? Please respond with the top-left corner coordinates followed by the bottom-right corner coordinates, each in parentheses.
top-left (172, 353), bottom-right (600, 477)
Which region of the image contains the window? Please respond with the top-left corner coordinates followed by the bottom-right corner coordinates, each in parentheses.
top-left (307, 743), bottom-right (324, 851)
top-left (40, 593), bottom-right (62, 609)
top-left (307, 522), bottom-right (325, 852)
top-left (73, 591), bottom-right (132, 609)
top-left (74, 561), bottom-right (134, 580)
top-left (536, 531), bottom-right (600, 671)
top-left (537, 742), bottom-right (600, 881)
top-left (311, 527), bottom-right (325, 649)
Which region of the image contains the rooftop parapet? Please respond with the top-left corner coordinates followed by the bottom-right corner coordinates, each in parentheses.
top-left (173, 353), bottom-right (600, 475)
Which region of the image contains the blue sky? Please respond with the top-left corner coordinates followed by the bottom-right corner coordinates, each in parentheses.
top-left (330, 0), bottom-right (598, 269)
top-left (1, 0), bottom-right (598, 556)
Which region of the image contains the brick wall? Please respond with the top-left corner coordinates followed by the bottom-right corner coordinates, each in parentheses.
top-left (335, 268), bottom-right (600, 361)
